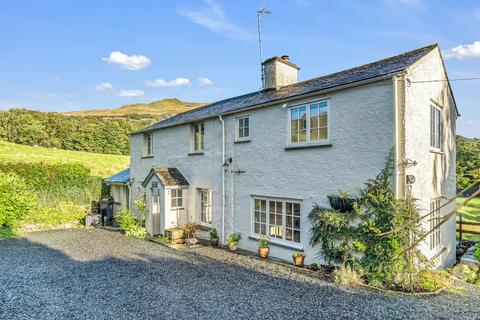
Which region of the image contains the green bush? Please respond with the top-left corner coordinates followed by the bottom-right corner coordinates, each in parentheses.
top-left (21, 202), bottom-right (86, 227)
top-left (417, 270), bottom-right (452, 292)
top-left (474, 244), bottom-right (480, 262)
top-left (0, 172), bottom-right (37, 236)
top-left (115, 208), bottom-right (147, 239)
top-left (333, 265), bottom-right (363, 286)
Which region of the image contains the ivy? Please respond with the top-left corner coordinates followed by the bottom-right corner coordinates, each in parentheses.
top-left (309, 150), bottom-right (426, 289)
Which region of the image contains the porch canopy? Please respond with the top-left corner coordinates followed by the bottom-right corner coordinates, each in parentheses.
top-left (104, 168), bottom-right (130, 185)
top-left (142, 167), bottom-right (189, 188)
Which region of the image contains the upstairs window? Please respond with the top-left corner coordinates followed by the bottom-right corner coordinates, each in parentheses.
top-left (171, 189), bottom-right (183, 209)
top-left (290, 101), bottom-right (328, 144)
top-left (143, 133), bottom-right (153, 156)
top-left (193, 123), bottom-right (205, 152)
top-left (236, 116), bottom-right (250, 141)
top-left (430, 106), bottom-right (442, 149)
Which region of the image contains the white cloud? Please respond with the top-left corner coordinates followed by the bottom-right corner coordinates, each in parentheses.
top-left (145, 77), bottom-right (191, 88)
top-left (118, 90), bottom-right (145, 98)
top-left (102, 51), bottom-right (151, 71)
top-left (179, 0), bottom-right (252, 39)
top-left (443, 41), bottom-right (480, 60)
top-left (198, 77), bottom-right (213, 86)
top-left (95, 82), bottom-right (114, 91)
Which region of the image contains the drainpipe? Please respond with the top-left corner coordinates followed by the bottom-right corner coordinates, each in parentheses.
top-left (219, 115), bottom-right (226, 244)
top-left (231, 142), bottom-right (235, 236)
top-left (394, 74), bottom-right (406, 200)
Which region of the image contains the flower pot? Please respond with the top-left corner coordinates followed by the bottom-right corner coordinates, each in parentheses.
top-left (293, 255), bottom-right (305, 268)
top-left (210, 237), bottom-right (219, 246)
top-left (258, 247), bottom-right (270, 259)
top-left (229, 242), bottom-right (238, 251)
top-left (327, 196), bottom-right (357, 213)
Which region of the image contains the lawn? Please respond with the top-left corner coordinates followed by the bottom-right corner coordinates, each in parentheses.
top-left (457, 197), bottom-right (480, 240)
top-left (0, 141), bottom-right (129, 177)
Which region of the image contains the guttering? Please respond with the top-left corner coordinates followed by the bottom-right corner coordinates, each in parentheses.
top-left (219, 115), bottom-right (226, 245)
top-left (132, 73), bottom-right (399, 135)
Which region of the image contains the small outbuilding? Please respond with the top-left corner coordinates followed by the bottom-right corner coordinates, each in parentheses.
top-left (104, 168), bottom-right (131, 217)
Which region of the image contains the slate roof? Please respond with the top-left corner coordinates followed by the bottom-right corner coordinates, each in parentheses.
top-left (135, 44), bottom-right (438, 134)
top-left (142, 167), bottom-right (189, 187)
top-left (104, 168), bottom-right (130, 184)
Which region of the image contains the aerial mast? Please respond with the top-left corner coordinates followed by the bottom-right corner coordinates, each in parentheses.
top-left (257, 7), bottom-right (270, 88)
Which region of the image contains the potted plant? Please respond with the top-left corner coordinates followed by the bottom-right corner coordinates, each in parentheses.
top-left (182, 223), bottom-right (199, 245)
top-left (292, 252), bottom-right (305, 268)
top-left (228, 232), bottom-right (241, 251)
top-left (258, 236), bottom-right (270, 258)
top-left (327, 191), bottom-right (358, 213)
top-left (209, 228), bottom-right (219, 246)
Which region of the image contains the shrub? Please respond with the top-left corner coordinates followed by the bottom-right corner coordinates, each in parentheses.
top-left (0, 172), bottom-right (37, 236)
top-left (474, 244), bottom-right (480, 262)
top-left (333, 265), bottom-right (363, 286)
top-left (417, 270), bottom-right (452, 292)
top-left (182, 223), bottom-right (199, 237)
top-left (115, 208), bottom-right (147, 239)
top-left (21, 202), bottom-right (86, 227)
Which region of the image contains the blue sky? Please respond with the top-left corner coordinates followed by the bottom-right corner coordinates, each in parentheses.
top-left (0, 0), bottom-right (479, 137)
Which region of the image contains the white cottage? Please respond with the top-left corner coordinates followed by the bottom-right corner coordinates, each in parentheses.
top-left (112, 44), bottom-right (459, 267)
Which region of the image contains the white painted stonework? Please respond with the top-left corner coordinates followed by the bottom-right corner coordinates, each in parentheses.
top-left (129, 47), bottom-right (457, 267)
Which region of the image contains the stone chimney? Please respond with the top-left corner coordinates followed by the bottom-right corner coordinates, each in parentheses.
top-left (262, 55), bottom-right (299, 90)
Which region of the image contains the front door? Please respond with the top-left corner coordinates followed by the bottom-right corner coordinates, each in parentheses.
top-left (151, 188), bottom-right (161, 235)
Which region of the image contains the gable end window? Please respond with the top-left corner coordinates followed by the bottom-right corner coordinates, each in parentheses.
top-left (193, 123), bottom-right (205, 152)
top-left (290, 101), bottom-right (329, 144)
top-left (236, 116), bottom-right (250, 141)
top-left (143, 133), bottom-right (153, 156)
top-left (430, 105), bottom-right (442, 149)
top-left (429, 199), bottom-right (441, 250)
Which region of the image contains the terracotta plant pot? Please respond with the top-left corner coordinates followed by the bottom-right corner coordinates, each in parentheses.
top-left (293, 255), bottom-right (305, 268)
top-left (229, 242), bottom-right (238, 251)
top-left (210, 237), bottom-right (219, 246)
top-left (258, 247), bottom-right (270, 259)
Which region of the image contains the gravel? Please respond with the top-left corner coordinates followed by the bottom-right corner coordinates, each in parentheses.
top-left (1, 229), bottom-right (479, 319)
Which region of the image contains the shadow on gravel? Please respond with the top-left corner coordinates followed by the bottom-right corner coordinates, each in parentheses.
top-left (0, 233), bottom-right (479, 320)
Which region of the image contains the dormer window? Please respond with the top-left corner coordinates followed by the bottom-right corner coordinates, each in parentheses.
top-left (143, 133), bottom-right (153, 156)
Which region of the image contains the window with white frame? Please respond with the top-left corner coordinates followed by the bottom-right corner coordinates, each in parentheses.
top-left (236, 116), bottom-right (250, 141)
top-left (200, 190), bottom-right (212, 225)
top-left (429, 199), bottom-right (441, 250)
top-left (143, 133), bottom-right (153, 156)
top-left (193, 123), bottom-right (205, 152)
top-left (290, 101), bottom-right (328, 144)
top-left (171, 189), bottom-right (183, 209)
top-left (430, 105), bottom-right (442, 149)
top-left (253, 198), bottom-right (301, 244)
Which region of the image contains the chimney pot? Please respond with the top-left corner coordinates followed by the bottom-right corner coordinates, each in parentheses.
top-left (281, 55), bottom-right (289, 61)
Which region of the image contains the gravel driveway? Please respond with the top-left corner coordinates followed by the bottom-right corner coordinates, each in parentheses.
top-left (1, 229), bottom-right (479, 319)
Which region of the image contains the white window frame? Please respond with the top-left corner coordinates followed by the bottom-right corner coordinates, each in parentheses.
top-left (430, 105), bottom-right (442, 150)
top-left (251, 196), bottom-right (302, 247)
top-left (192, 123), bottom-right (205, 153)
top-left (200, 189), bottom-right (212, 226)
top-left (170, 189), bottom-right (184, 209)
top-left (235, 115), bottom-right (250, 141)
top-left (429, 199), bottom-right (441, 250)
top-left (143, 133), bottom-right (153, 156)
top-left (287, 99), bottom-right (330, 147)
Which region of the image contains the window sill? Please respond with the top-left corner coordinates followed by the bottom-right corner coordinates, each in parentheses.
top-left (188, 152), bottom-right (204, 156)
top-left (248, 235), bottom-right (304, 251)
top-left (285, 141), bottom-right (332, 150)
top-left (234, 139), bottom-right (251, 144)
top-left (429, 148), bottom-right (444, 155)
top-left (141, 155), bottom-right (154, 159)
top-left (430, 246), bottom-right (446, 260)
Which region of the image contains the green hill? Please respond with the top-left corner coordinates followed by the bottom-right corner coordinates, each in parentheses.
top-left (63, 98), bottom-right (205, 120)
top-left (0, 141), bottom-right (129, 177)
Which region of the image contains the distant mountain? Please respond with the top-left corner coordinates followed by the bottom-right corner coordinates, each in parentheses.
top-left (63, 98), bottom-right (206, 121)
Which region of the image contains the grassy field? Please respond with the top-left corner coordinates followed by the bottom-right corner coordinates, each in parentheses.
top-left (63, 98), bottom-right (205, 120)
top-left (457, 197), bottom-right (480, 240)
top-left (0, 141), bottom-right (129, 177)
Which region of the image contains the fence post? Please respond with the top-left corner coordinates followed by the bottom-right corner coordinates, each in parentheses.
top-left (459, 210), bottom-right (463, 242)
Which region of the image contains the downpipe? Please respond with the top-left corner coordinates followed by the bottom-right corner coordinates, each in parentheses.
top-left (219, 115), bottom-right (226, 245)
